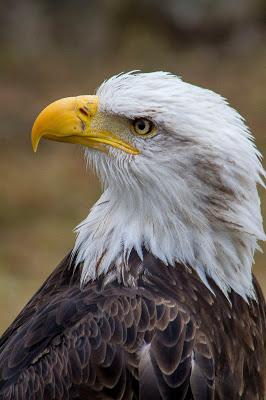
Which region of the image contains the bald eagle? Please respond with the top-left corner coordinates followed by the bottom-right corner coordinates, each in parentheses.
top-left (0, 72), bottom-right (265, 399)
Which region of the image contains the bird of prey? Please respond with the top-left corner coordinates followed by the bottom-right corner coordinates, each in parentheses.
top-left (0, 71), bottom-right (265, 399)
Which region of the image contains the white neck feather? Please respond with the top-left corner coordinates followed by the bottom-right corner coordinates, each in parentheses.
top-left (73, 158), bottom-right (264, 300)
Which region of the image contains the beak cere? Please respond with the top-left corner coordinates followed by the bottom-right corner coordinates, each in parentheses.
top-left (31, 96), bottom-right (139, 155)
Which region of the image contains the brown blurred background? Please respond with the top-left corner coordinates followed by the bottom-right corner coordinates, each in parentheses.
top-left (0, 0), bottom-right (266, 333)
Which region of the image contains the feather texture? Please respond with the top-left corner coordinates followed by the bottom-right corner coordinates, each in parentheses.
top-left (0, 251), bottom-right (265, 399)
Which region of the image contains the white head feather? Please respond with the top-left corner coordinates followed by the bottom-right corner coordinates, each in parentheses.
top-left (73, 71), bottom-right (265, 300)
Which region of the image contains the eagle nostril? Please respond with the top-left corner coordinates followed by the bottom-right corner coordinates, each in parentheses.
top-left (79, 107), bottom-right (89, 117)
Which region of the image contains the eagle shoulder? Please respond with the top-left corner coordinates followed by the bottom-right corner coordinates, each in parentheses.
top-left (0, 251), bottom-right (265, 400)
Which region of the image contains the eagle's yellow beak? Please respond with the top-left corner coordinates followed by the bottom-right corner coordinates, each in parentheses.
top-left (31, 96), bottom-right (139, 155)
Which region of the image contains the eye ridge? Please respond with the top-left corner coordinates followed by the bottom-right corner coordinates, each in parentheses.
top-left (133, 118), bottom-right (153, 135)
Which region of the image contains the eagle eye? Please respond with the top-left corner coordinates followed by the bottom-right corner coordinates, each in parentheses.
top-left (132, 118), bottom-right (154, 136)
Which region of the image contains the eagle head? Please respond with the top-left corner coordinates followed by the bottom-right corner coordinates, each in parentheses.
top-left (32, 72), bottom-right (265, 300)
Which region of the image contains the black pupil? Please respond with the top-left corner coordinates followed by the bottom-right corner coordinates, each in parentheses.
top-left (137, 120), bottom-right (147, 131)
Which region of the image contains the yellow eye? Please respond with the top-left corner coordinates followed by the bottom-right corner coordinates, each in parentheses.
top-left (132, 118), bottom-right (154, 136)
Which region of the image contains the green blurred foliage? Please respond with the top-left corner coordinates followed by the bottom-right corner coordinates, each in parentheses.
top-left (0, 0), bottom-right (265, 333)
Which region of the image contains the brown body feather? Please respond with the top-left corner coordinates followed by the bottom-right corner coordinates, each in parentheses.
top-left (0, 251), bottom-right (265, 399)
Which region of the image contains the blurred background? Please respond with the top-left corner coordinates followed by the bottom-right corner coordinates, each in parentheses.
top-left (0, 0), bottom-right (266, 333)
